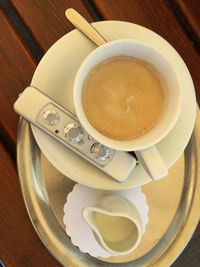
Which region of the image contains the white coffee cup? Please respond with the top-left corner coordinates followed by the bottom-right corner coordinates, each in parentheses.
top-left (82, 194), bottom-right (143, 255)
top-left (73, 39), bottom-right (183, 180)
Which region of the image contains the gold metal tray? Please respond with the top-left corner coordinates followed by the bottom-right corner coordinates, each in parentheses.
top-left (17, 110), bottom-right (200, 267)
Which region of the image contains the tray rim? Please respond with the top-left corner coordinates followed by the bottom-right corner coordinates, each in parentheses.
top-left (16, 109), bottom-right (200, 267)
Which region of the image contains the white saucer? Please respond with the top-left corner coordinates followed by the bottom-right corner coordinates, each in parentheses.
top-left (31, 21), bottom-right (196, 190)
top-left (63, 184), bottom-right (149, 258)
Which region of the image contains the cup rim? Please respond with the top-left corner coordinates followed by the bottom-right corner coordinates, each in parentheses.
top-left (73, 39), bottom-right (183, 151)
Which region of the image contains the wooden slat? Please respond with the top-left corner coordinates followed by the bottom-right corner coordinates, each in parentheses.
top-left (0, 10), bottom-right (36, 145)
top-left (11, 0), bottom-right (94, 51)
top-left (173, 0), bottom-right (200, 41)
top-left (92, 0), bottom-right (200, 104)
top-left (0, 142), bottom-right (61, 267)
top-left (0, 10), bottom-right (62, 266)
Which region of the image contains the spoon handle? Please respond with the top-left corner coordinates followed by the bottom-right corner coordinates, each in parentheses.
top-left (65, 8), bottom-right (107, 47)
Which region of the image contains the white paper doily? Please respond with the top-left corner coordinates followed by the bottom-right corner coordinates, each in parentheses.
top-left (63, 184), bottom-right (149, 258)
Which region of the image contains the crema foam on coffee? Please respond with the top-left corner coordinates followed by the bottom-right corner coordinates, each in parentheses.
top-left (82, 56), bottom-right (165, 140)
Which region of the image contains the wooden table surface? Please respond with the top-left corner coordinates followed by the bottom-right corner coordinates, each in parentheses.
top-left (0, 1), bottom-right (199, 266)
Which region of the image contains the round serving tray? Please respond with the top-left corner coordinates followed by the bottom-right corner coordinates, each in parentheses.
top-left (17, 108), bottom-right (200, 267)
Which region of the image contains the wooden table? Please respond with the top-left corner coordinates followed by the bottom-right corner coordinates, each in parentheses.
top-left (0, 1), bottom-right (199, 266)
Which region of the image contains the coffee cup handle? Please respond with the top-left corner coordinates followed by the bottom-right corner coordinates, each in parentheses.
top-left (135, 146), bottom-right (168, 180)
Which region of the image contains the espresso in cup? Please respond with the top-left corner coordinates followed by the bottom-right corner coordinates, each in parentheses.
top-left (74, 40), bottom-right (182, 179)
top-left (82, 56), bottom-right (166, 141)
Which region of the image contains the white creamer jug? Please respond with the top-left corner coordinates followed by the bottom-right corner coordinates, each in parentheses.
top-left (82, 194), bottom-right (143, 255)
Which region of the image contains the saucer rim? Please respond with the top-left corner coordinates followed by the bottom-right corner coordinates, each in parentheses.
top-left (31, 20), bottom-right (196, 190)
